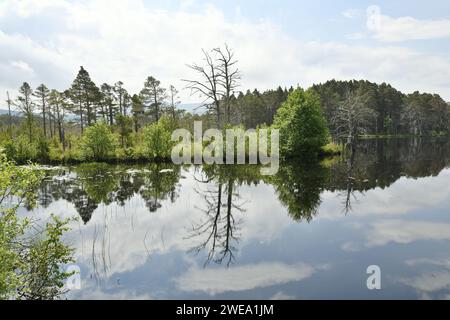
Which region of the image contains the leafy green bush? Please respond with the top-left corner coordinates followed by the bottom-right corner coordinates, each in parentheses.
top-left (80, 122), bottom-right (117, 161)
top-left (2, 135), bottom-right (37, 163)
top-left (0, 155), bottom-right (75, 299)
top-left (321, 142), bottom-right (342, 156)
top-left (273, 88), bottom-right (329, 157)
top-left (115, 114), bottom-right (134, 148)
top-left (48, 139), bottom-right (64, 162)
top-left (142, 116), bottom-right (176, 160)
top-left (116, 147), bottom-right (136, 161)
top-left (36, 136), bottom-right (50, 162)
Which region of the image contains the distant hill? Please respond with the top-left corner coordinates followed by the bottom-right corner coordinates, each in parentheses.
top-left (0, 109), bottom-right (21, 117)
top-left (0, 104), bottom-right (205, 118)
top-left (178, 103), bottom-right (204, 115)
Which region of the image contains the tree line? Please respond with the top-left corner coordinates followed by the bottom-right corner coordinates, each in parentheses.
top-left (4, 67), bottom-right (182, 146)
top-left (1, 45), bottom-right (449, 163)
top-left (312, 80), bottom-right (450, 140)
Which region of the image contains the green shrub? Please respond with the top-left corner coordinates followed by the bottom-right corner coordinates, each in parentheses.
top-left (0, 155), bottom-right (75, 299)
top-left (115, 114), bottom-right (133, 148)
top-left (3, 135), bottom-right (37, 163)
top-left (142, 116), bottom-right (175, 160)
top-left (80, 122), bottom-right (117, 161)
top-left (49, 141), bottom-right (64, 162)
top-left (273, 88), bottom-right (329, 157)
top-left (116, 147), bottom-right (136, 161)
top-left (321, 142), bottom-right (342, 156)
top-left (36, 137), bottom-right (50, 162)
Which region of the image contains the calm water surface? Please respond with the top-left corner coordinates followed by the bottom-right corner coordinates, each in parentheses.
top-left (20, 138), bottom-right (450, 299)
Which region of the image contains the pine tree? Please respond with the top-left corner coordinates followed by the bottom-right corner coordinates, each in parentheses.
top-left (17, 82), bottom-right (35, 143)
top-left (131, 94), bottom-right (144, 132)
top-left (48, 90), bottom-right (69, 149)
top-left (140, 76), bottom-right (166, 122)
top-left (33, 84), bottom-right (50, 138)
top-left (68, 66), bottom-right (100, 133)
top-left (114, 81), bottom-right (129, 116)
top-left (100, 83), bottom-right (116, 125)
top-left (169, 85), bottom-right (180, 120)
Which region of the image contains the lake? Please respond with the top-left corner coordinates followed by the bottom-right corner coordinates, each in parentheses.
top-left (19, 137), bottom-right (450, 299)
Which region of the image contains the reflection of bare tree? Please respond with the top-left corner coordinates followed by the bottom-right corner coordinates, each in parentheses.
top-left (187, 167), bottom-right (246, 267)
top-left (343, 147), bottom-right (355, 213)
top-left (339, 145), bottom-right (364, 214)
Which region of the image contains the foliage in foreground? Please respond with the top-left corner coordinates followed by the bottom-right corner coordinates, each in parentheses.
top-left (0, 155), bottom-right (74, 300)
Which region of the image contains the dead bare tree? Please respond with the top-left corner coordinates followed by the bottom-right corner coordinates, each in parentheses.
top-left (183, 45), bottom-right (240, 128)
top-left (333, 89), bottom-right (377, 149)
top-left (213, 45), bottom-right (240, 124)
top-left (169, 85), bottom-right (180, 120)
top-left (183, 49), bottom-right (223, 128)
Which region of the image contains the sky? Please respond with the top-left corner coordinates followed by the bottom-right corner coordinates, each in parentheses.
top-left (1, 0), bottom-right (450, 106)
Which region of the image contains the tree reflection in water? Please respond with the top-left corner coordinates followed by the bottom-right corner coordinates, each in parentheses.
top-left (269, 158), bottom-right (329, 222)
top-left (39, 163), bottom-right (182, 224)
top-left (187, 165), bottom-right (261, 266)
top-left (32, 137), bottom-right (450, 269)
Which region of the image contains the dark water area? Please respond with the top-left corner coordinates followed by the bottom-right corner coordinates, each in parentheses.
top-left (20, 137), bottom-right (450, 299)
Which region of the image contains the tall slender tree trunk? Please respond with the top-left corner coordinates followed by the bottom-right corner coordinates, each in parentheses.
top-left (119, 93), bottom-right (123, 116)
top-left (109, 105), bottom-right (113, 125)
top-left (171, 93), bottom-right (176, 120)
top-left (121, 126), bottom-right (125, 148)
top-left (226, 101), bottom-right (231, 124)
top-left (48, 109), bottom-right (52, 138)
top-left (58, 121), bottom-right (63, 147)
top-left (87, 104), bottom-right (92, 126)
top-left (101, 105), bottom-right (106, 122)
top-left (49, 106), bottom-right (54, 138)
top-left (55, 104), bottom-right (62, 145)
top-left (42, 96), bottom-right (47, 138)
top-left (134, 118), bottom-right (138, 133)
top-left (215, 101), bottom-right (221, 129)
top-left (6, 91), bottom-right (12, 138)
top-left (154, 92), bottom-right (159, 121)
top-left (79, 101), bottom-right (84, 134)
top-left (28, 116), bottom-right (33, 143)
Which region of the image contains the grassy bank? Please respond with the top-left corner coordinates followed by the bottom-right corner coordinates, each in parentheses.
top-left (320, 142), bottom-right (343, 157)
top-left (359, 133), bottom-right (449, 139)
top-left (4, 141), bottom-right (343, 166)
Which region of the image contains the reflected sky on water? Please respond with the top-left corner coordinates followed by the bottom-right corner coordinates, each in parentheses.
top-left (20, 138), bottom-right (450, 299)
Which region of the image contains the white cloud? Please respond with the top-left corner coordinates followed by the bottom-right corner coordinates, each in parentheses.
top-left (346, 32), bottom-right (365, 40)
top-left (10, 60), bottom-right (34, 74)
top-left (270, 291), bottom-right (296, 300)
top-left (179, 0), bottom-right (197, 11)
top-left (0, 0), bottom-right (69, 18)
top-left (406, 258), bottom-right (450, 269)
top-left (342, 9), bottom-right (361, 19)
top-left (367, 5), bottom-right (450, 42)
top-left (1, 0), bottom-right (450, 105)
top-left (399, 272), bottom-right (450, 293)
top-left (366, 219), bottom-right (450, 247)
top-left (398, 256), bottom-right (450, 298)
top-left (341, 241), bottom-right (362, 252)
top-left (69, 282), bottom-right (154, 300)
top-left (175, 262), bottom-right (315, 295)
